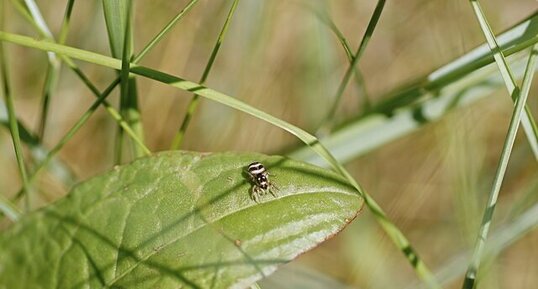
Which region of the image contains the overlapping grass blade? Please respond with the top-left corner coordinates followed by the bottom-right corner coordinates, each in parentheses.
top-left (171, 0), bottom-right (240, 150)
top-left (316, 0), bottom-right (385, 135)
top-left (467, 1), bottom-right (538, 159)
top-left (0, 31), bottom-right (442, 288)
top-left (7, 0), bottom-right (198, 200)
top-left (8, 0), bottom-right (149, 158)
top-left (0, 8), bottom-right (31, 211)
top-left (34, 0), bottom-right (73, 138)
top-left (0, 103), bottom-right (77, 187)
top-left (460, 20), bottom-right (538, 288)
top-left (103, 0), bottom-right (145, 161)
top-left (289, 13), bottom-right (538, 167)
top-left (306, 2), bottom-right (371, 112)
top-left (15, 0), bottom-right (61, 139)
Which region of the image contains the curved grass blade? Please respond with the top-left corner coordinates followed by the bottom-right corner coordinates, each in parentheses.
top-left (171, 0), bottom-right (240, 150)
top-left (0, 31), bottom-right (442, 288)
top-left (0, 151), bottom-right (363, 289)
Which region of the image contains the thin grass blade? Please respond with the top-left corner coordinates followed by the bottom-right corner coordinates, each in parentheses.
top-left (0, 100), bottom-right (77, 187)
top-left (0, 8), bottom-right (32, 211)
top-left (103, 0), bottom-right (145, 161)
top-left (15, 0), bottom-right (61, 140)
top-left (469, 1), bottom-right (538, 159)
top-left (306, 2), bottom-right (371, 113)
top-left (316, 0), bottom-right (385, 136)
top-left (461, 41), bottom-right (538, 289)
top-left (289, 12), bottom-right (538, 167)
top-left (171, 0), bottom-right (240, 150)
top-left (36, 0), bottom-right (75, 138)
top-left (6, 0), bottom-right (199, 200)
top-left (7, 0), bottom-right (149, 173)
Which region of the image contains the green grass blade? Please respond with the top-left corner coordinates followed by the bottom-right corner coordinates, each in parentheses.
top-left (461, 42), bottom-right (538, 289)
top-left (171, 0), bottom-right (240, 150)
top-left (0, 13), bottom-right (32, 211)
top-left (102, 0), bottom-right (128, 58)
top-left (17, 0), bottom-right (61, 139)
top-left (11, 78), bottom-right (122, 202)
top-left (0, 0), bottom-right (87, 189)
top-left (8, 0), bottom-right (149, 169)
top-left (8, 0), bottom-right (49, 35)
top-left (316, 0), bottom-right (385, 135)
top-left (133, 0), bottom-right (199, 63)
top-left (305, 2), bottom-right (372, 115)
top-left (8, 64), bottom-right (150, 200)
top-left (36, 0), bottom-right (75, 138)
top-left (22, 0), bottom-right (52, 37)
top-left (58, 0), bottom-right (75, 44)
top-left (0, 100), bottom-right (77, 187)
top-left (103, 0), bottom-right (145, 161)
top-left (8, 0), bottom-right (199, 200)
top-left (363, 12), bottom-right (537, 118)
top-left (289, 12), bottom-right (538, 167)
top-left (37, 62), bottom-right (59, 138)
top-left (8, 1), bottom-right (149, 155)
top-left (5, 0), bottom-right (198, 197)
top-left (116, 0), bottom-right (133, 163)
top-left (0, 31), bottom-right (441, 288)
top-left (469, 1), bottom-right (538, 159)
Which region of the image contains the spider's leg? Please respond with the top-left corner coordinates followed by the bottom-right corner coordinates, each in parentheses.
top-left (250, 186), bottom-right (260, 203)
top-left (268, 183), bottom-right (279, 198)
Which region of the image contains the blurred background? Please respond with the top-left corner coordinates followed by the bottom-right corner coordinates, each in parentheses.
top-left (1, 1), bottom-right (537, 288)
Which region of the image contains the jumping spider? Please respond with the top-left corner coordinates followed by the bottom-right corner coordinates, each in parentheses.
top-left (246, 161), bottom-right (278, 202)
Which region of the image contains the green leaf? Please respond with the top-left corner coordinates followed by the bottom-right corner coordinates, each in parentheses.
top-left (0, 151), bottom-right (362, 289)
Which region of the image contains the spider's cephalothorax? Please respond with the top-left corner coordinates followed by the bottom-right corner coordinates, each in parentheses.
top-left (247, 161), bottom-right (277, 202)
